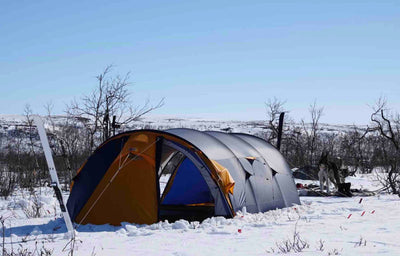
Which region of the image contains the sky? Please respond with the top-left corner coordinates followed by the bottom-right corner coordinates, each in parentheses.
top-left (0, 0), bottom-right (399, 124)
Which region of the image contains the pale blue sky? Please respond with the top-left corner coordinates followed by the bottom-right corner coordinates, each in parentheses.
top-left (1, 0), bottom-right (399, 124)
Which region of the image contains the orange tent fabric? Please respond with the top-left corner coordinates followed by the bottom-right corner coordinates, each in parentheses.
top-left (211, 160), bottom-right (235, 195)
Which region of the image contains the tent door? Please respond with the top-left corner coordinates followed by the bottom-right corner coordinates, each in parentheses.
top-left (157, 139), bottom-right (215, 222)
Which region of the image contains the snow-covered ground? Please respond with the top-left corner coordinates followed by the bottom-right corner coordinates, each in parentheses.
top-left (1, 174), bottom-right (399, 256)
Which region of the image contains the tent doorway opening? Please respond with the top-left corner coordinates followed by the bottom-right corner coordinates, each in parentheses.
top-left (158, 143), bottom-right (215, 222)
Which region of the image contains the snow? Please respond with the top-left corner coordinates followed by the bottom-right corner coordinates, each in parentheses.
top-left (1, 174), bottom-right (400, 255)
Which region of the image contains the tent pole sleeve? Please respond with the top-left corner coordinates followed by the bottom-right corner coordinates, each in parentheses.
top-left (155, 136), bottom-right (164, 221)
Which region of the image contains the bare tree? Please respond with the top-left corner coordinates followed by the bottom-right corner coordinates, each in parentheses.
top-left (283, 125), bottom-right (307, 167)
top-left (264, 97), bottom-right (286, 144)
top-left (23, 104), bottom-right (42, 189)
top-left (340, 126), bottom-right (373, 173)
top-left (44, 102), bottom-right (88, 188)
top-left (67, 65), bottom-right (164, 152)
top-left (370, 98), bottom-right (400, 196)
top-left (371, 98), bottom-right (399, 150)
top-left (302, 101), bottom-right (324, 165)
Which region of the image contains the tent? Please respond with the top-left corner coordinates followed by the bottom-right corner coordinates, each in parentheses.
top-left (67, 128), bottom-right (300, 225)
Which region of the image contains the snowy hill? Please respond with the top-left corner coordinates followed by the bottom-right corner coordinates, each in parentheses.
top-left (0, 114), bottom-right (366, 138)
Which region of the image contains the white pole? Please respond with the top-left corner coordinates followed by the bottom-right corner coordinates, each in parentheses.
top-left (33, 115), bottom-right (74, 238)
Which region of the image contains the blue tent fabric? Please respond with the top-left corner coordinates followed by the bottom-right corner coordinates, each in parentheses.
top-left (162, 158), bottom-right (213, 205)
top-left (67, 135), bottom-right (129, 220)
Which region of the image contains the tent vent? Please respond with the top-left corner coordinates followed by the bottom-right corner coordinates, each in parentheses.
top-left (245, 157), bottom-right (256, 165)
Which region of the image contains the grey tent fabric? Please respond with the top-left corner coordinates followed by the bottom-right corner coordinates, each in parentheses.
top-left (166, 128), bottom-right (300, 213)
top-left (233, 133), bottom-right (300, 207)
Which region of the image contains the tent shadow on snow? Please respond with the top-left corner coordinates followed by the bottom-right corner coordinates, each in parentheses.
top-left (66, 128), bottom-right (300, 226)
top-left (4, 219), bottom-right (67, 238)
top-left (4, 218), bottom-right (118, 238)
